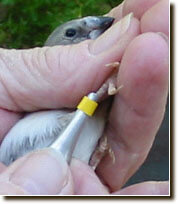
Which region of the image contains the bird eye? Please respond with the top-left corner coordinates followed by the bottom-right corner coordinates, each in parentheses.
top-left (65, 29), bottom-right (76, 37)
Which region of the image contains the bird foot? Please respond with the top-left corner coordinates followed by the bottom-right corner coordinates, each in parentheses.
top-left (106, 61), bottom-right (123, 95)
top-left (96, 61), bottom-right (123, 101)
top-left (108, 82), bottom-right (123, 95)
top-left (89, 135), bottom-right (115, 170)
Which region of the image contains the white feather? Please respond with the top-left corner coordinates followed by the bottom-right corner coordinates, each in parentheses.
top-left (0, 101), bottom-right (109, 165)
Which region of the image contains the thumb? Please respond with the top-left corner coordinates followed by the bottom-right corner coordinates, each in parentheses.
top-left (0, 13), bottom-right (139, 112)
top-left (0, 149), bottom-right (73, 195)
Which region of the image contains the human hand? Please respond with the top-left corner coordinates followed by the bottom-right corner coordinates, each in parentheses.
top-left (95, 0), bottom-right (169, 194)
top-left (0, 0), bottom-right (169, 195)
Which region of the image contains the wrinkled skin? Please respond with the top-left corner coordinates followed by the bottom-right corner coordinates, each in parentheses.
top-left (0, 0), bottom-right (169, 195)
top-left (0, 15), bottom-right (115, 167)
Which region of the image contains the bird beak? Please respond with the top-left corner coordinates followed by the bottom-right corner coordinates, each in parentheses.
top-left (83, 16), bottom-right (114, 40)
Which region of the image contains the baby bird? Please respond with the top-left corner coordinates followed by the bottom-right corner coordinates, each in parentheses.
top-left (0, 16), bottom-right (116, 166)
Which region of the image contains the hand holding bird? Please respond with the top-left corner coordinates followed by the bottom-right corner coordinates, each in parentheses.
top-left (0, 0), bottom-right (169, 195)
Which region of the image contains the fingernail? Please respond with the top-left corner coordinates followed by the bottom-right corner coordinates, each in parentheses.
top-left (9, 148), bottom-right (71, 195)
top-left (157, 32), bottom-right (168, 43)
top-left (89, 12), bottom-right (133, 55)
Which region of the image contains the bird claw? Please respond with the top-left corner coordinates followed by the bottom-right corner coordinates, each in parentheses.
top-left (105, 61), bottom-right (120, 69)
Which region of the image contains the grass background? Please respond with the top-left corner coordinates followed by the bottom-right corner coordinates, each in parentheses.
top-left (0, 0), bottom-right (123, 48)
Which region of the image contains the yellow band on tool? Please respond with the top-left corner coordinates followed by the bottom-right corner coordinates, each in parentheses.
top-left (77, 96), bottom-right (98, 116)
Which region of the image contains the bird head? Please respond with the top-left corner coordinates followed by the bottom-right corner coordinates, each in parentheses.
top-left (45, 16), bottom-right (114, 46)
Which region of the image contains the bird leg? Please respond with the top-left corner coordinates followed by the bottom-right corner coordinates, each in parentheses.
top-left (89, 61), bottom-right (122, 169)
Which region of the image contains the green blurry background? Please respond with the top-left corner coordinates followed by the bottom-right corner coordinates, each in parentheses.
top-left (0, 0), bottom-right (123, 48)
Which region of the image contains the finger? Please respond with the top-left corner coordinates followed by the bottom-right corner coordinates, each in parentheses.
top-left (106, 2), bottom-right (124, 20)
top-left (96, 32), bottom-right (169, 191)
top-left (123, 0), bottom-right (161, 19)
top-left (70, 159), bottom-right (109, 195)
top-left (0, 109), bottom-right (21, 143)
top-left (141, 0), bottom-right (169, 36)
top-left (0, 149), bottom-right (73, 195)
top-left (0, 15), bottom-right (140, 142)
top-left (113, 181), bottom-right (169, 195)
top-left (0, 14), bottom-right (139, 112)
top-left (106, 0), bottom-right (161, 20)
